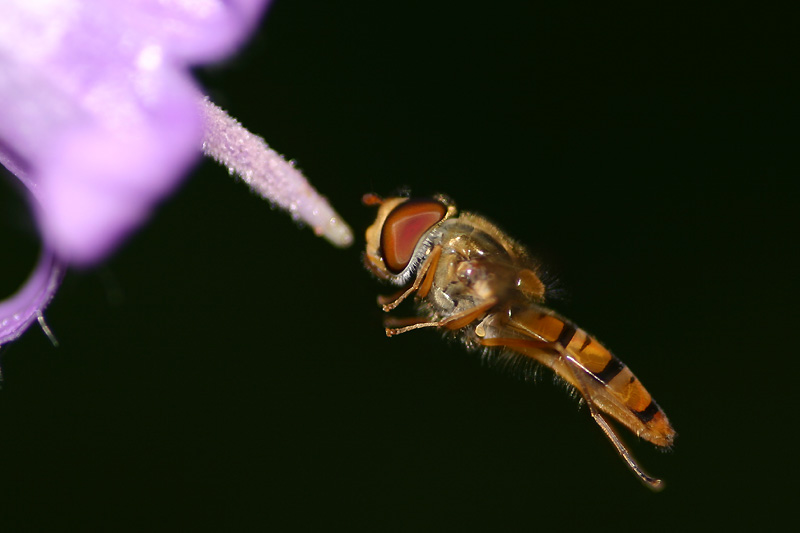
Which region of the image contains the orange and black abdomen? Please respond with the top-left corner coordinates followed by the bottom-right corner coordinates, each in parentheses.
top-left (504, 308), bottom-right (676, 447)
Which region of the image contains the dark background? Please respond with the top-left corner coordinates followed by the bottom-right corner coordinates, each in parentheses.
top-left (0, 1), bottom-right (794, 530)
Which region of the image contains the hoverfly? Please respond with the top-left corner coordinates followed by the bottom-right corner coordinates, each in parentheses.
top-left (363, 193), bottom-right (675, 490)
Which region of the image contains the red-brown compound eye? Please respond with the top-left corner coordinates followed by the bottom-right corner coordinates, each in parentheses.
top-left (380, 199), bottom-right (447, 274)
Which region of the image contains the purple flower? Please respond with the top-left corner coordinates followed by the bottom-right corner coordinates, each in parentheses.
top-left (1, 0), bottom-right (352, 348)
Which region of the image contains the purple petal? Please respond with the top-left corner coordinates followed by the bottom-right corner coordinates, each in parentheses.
top-left (0, 0), bottom-right (270, 264)
top-left (1, 0), bottom-right (269, 344)
top-left (0, 249), bottom-right (65, 347)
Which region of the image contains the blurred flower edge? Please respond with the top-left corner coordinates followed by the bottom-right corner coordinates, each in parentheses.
top-left (0, 0), bottom-right (352, 349)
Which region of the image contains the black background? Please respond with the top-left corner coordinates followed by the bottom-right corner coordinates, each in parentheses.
top-left (0, 1), bottom-right (794, 530)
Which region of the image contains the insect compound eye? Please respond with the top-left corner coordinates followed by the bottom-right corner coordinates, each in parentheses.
top-left (380, 198), bottom-right (447, 274)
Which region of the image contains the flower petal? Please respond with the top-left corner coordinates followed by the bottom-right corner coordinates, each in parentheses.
top-left (0, 0), bottom-right (269, 344)
top-left (0, 248), bottom-right (64, 347)
top-left (0, 0), bottom-right (270, 264)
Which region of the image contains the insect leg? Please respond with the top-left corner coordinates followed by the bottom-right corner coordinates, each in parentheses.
top-left (478, 337), bottom-right (552, 350)
top-left (384, 320), bottom-right (443, 336)
top-left (385, 297), bottom-right (497, 337)
top-left (561, 355), bottom-right (664, 491)
top-left (377, 287), bottom-right (413, 308)
top-left (383, 316), bottom-right (432, 329)
top-left (415, 245), bottom-right (442, 299)
top-left (477, 333), bottom-right (665, 490)
top-left (379, 245), bottom-right (443, 311)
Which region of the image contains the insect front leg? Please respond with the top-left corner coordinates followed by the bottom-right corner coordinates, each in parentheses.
top-left (378, 245), bottom-right (443, 311)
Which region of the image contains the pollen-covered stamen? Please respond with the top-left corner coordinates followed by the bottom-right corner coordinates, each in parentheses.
top-left (380, 199), bottom-right (446, 274)
top-left (201, 98), bottom-right (353, 248)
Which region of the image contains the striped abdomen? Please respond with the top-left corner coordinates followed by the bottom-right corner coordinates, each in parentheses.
top-left (502, 307), bottom-right (675, 447)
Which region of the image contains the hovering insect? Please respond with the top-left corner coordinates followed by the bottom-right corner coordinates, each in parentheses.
top-left (363, 193), bottom-right (675, 490)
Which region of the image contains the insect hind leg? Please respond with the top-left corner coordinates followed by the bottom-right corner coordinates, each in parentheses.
top-left (562, 354), bottom-right (664, 491)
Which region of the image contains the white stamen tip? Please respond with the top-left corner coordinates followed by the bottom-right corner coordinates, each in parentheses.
top-left (319, 216), bottom-right (354, 248)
